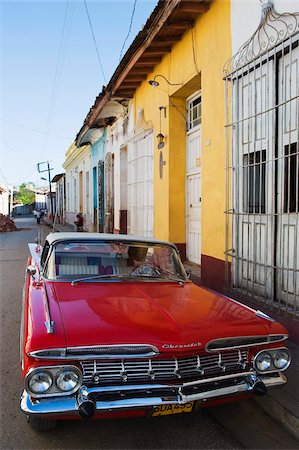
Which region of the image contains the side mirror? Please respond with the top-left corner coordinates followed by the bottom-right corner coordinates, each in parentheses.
top-left (186, 269), bottom-right (192, 279)
top-left (27, 265), bottom-right (37, 277)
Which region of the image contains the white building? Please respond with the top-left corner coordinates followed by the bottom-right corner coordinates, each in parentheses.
top-left (0, 182), bottom-right (10, 216)
top-left (52, 174), bottom-right (66, 224)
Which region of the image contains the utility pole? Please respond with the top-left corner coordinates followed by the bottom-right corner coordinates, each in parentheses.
top-left (9, 186), bottom-right (13, 218)
top-left (37, 161), bottom-right (54, 219)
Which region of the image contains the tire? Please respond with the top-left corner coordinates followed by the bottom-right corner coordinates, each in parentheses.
top-left (26, 415), bottom-right (57, 431)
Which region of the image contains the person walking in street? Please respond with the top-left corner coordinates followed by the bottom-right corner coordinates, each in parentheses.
top-left (74, 213), bottom-right (83, 231)
top-left (36, 210), bottom-right (41, 224)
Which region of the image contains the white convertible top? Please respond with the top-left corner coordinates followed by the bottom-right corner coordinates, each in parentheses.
top-left (45, 232), bottom-right (178, 250)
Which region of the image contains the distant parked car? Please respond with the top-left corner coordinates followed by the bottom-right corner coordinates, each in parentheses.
top-left (20, 233), bottom-right (291, 430)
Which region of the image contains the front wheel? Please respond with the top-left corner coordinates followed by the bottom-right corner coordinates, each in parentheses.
top-left (26, 415), bottom-right (57, 431)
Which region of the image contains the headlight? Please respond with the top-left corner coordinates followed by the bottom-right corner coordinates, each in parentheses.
top-left (56, 369), bottom-right (80, 392)
top-left (255, 352), bottom-right (272, 371)
top-left (254, 348), bottom-right (291, 373)
top-left (25, 365), bottom-right (82, 397)
top-left (28, 370), bottom-right (53, 394)
top-left (273, 350), bottom-right (289, 369)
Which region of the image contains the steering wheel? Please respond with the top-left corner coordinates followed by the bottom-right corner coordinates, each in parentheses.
top-left (130, 264), bottom-right (161, 277)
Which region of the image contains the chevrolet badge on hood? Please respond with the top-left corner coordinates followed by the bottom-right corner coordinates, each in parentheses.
top-left (162, 342), bottom-right (202, 349)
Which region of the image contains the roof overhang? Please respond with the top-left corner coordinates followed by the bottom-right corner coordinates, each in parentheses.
top-left (79, 0), bottom-right (211, 132)
top-left (52, 173), bottom-right (65, 183)
top-left (76, 127), bottom-right (104, 147)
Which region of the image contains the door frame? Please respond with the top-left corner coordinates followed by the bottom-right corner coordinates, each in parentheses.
top-left (186, 90), bottom-right (202, 265)
top-left (127, 129), bottom-right (154, 237)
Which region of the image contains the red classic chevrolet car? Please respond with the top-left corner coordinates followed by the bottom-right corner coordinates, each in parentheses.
top-left (20, 233), bottom-right (291, 430)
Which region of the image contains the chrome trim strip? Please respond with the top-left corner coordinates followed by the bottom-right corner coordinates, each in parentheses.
top-left (28, 348), bottom-right (66, 359)
top-left (181, 370), bottom-right (254, 387)
top-left (253, 347), bottom-right (291, 374)
top-left (20, 270), bottom-right (27, 371)
top-left (205, 334), bottom-right (288, 352)
top-left (255, 310), bottom-right (275, 322)
top-left (67, 344), bottom-right (159, 355)
top-left (28, 344), bottom-right (159, 360)
top-left (84, 371), bottom-right (256, 392)
top-left (42, 285), bottom-right (54, 334)
top-left (20, 372), bottom-right (287, 416)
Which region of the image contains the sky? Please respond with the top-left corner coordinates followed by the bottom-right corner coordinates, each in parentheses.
top-left (0, 0), bottom-right (157, 188)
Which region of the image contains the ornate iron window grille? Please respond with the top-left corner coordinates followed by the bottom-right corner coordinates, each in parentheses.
top-left (224, 0), bottom-right (299, 77)
top-left (223, 1), bottom-right (299, 318)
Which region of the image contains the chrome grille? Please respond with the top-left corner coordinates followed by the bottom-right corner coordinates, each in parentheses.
top-left (81, 350), bottom-right (249, 384)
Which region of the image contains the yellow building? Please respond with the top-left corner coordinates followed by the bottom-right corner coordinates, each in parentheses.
top-left (131, 0), bottom-right (231, 292)
top-left (63, 142), bottom-right (92, 231)
top-left (78, 0), bottom-right (231, 291)
top-left (71, 0), bottom-right (299, 325)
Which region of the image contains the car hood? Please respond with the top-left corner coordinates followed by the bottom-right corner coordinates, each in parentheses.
top-left (48, 281), bottom-right (285, 353)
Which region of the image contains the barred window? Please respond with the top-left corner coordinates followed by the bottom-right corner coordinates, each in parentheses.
top-left (284, 143), bottom-right (299, 213)
top-left (243, 150), bottom-right (266, 214)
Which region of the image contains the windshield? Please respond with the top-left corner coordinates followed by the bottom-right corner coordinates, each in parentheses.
top-left (45, 240), bottom-right (187, 282)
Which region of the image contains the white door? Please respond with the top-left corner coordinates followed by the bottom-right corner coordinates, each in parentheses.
top-left (233, 61), bottom-right (275, 298)
top-left (276, 45), bottom-right (299, 305)
top-left (127, 131), bottom-right (154, 237)
top-left (186, 93), bottom-right (201, 264)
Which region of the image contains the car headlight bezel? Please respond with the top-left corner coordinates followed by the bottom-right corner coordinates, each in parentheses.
top-left (27, 370), bottom-right (53, 394)
top-left (25, 365), bottom-right (82, 398)
top-left (273, 350), bottom-right (290, 369)
top-left (255, 352), bottom-right (272, 371)
top-left (56, 368), bottom-right (81, 392)
top-left (253, 347), bottom-right (291, 373)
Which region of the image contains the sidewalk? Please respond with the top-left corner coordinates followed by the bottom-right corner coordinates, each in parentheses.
top-left (40, 220), bottom-right (299, 440)
top-left (253, 339), bottom-right (299, 440)
top-left (43, 219), bottom-right (77, 233)
top-left (186, 266), bottom-right (299, 441)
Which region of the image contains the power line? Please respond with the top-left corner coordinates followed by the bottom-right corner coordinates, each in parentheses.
top-left (0, 168), bottom-right (10, 186)
top-left (83, 0), bottom-right (107, 84)
top-left (119, 0), bottom-right (138, 61)
top-left (43, 1), bottom-right (75, 151)
top-left (0, 137), bottom-right (36, 164)
top-left (0, 118), bottom-right (70, 139)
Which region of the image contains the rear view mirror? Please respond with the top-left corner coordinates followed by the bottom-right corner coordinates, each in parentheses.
top-left (27, 265), bottom-right (37, 277)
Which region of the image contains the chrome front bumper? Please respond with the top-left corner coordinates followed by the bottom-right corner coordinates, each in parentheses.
top-left (20, 371), bottom-right (287, 417)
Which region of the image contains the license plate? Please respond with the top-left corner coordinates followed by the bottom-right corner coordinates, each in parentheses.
top-left (152, 402), bottom-right (194, 417)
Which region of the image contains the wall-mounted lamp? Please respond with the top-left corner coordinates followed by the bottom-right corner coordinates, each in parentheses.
top-left (149, 74), bottom-right (183, 88)
top-left (157, 105), bottom-right (167, 150)
top-left (157, 133), bottom-right (165, 149)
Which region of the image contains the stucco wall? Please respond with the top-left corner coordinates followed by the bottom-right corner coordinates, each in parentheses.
top-left (133, 0), bottom-right (232, 260)
top-left (63, 142), bottom-right (92, 231)
top-left (105, 112), bottom-right (129, 232)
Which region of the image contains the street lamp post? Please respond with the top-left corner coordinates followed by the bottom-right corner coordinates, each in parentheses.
top-left (37, 161), bottom-right (54, 219)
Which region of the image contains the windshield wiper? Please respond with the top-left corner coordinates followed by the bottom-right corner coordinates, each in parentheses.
top-left (163, 276), bottom-right (185, 284)
top-left (71, 273), bottom-right (186, 286)
top-left (71, 274), bottom-right (132, 286)
top-left (130, 274), bottom-right (185, 284)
